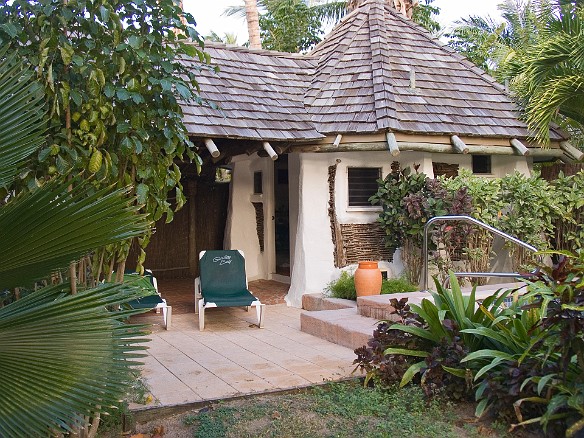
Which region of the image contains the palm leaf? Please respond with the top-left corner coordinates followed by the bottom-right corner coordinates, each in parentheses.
top-left (0, 47), bottom-right (46, 187)
top-left (0, 281), bottom-right (150, 437)
top-left (0, 179), bottom-right (150, 289)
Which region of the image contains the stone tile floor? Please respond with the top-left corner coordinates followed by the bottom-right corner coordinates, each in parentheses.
top-left (131, 303), bottom-right (358, 410)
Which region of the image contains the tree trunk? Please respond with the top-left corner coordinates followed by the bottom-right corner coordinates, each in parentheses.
top-left (348, 0), bottom-right (418, 18)
top-left (244, 0), bottom-right (261, 49)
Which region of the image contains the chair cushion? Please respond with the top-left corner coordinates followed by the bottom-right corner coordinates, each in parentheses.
top-left (127, 294), bottom-right (164, 309)
top-left (199, 250), bottom-right (257, 307)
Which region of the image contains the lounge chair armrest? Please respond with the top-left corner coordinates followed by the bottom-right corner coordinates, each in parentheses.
top-left (194, 277), bottom-right (202, 314)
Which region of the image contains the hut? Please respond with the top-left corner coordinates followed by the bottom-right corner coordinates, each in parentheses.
top-left (143, 0), bottom-right (576, 306)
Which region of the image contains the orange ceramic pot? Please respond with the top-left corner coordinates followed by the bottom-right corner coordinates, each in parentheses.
top-left (355, 261), bottom-right (382, 297)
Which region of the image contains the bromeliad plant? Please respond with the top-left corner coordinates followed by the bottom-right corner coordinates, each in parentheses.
top-left (382, 273), bottom-right (517, 394)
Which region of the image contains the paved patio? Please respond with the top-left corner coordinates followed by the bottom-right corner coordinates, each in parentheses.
top-left (131, 303), bottom-right (358, 411)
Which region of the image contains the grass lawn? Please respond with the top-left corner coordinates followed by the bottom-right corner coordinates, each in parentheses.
top-left (131, 380), bottom-right (509, 438)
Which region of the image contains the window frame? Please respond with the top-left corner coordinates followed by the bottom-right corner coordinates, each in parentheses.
top-left (347, 166), bottom-right (382, 210)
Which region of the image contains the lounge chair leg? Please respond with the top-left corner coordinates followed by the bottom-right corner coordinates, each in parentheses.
top-left (198, 299), bottom-right (205, 331)
top-left (164, 306), bottom-right (172, 330)
top-left (257, 304), bottom-right (265, 328)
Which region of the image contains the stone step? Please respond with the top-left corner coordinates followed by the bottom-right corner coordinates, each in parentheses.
top-left (301, 293), bottom-right (357, 311)
top-left (300, 308), bottom-right (379, 351)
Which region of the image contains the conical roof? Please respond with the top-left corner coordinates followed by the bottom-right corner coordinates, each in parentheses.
top-left (306, 0), bottom-right (564, 140)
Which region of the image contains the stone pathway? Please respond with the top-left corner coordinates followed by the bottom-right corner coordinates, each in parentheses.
top-left (131, 304), bottom-right (357, 411)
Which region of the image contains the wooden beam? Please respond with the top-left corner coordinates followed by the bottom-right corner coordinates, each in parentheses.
top-left (560, 141), bottom-right (584, 161)
top-left (385, 132), bottom-right (400, 156)
top-left (262, 141), bottom-right (278, 160)
top-left (333, 134), bottom-right (343, 147)
top-left (510, 138), bottom-right (530, 156)
top-left (450, 135), bottom-right (469, 154)
top-left (204, 138), bottom-right (220, 158)
top-left (289, 141), bottom-right (565, 157)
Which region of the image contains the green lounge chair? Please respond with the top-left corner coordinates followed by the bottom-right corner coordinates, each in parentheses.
top-left (125, 269), bottom-right (172, 330)
top-left (194, 250), bottom-right (265, 331)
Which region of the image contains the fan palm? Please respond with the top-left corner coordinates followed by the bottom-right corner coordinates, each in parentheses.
top-left (0, 49), bottom-right (152, 436)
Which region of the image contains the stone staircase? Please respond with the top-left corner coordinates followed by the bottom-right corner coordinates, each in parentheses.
top-left (300, 283), bottom-right (525, 351)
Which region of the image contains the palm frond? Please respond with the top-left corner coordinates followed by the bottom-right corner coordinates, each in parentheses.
top-left (0, 281), bottom-right (150, 437)
top-left (0, 179), bottom-right (150, 289)
top-left (0, 47), bottom-right (46, 188)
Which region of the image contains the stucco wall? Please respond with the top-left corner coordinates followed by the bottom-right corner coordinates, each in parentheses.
top-left (224, 153), bottom-right (273, 281)
top-left (224, 150), bottom-right (533, 306)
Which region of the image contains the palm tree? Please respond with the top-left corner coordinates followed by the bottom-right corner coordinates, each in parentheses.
top-left (0, 49), bottom-right (152, 437)
top-left (245, 0), bottom-right (262, 48)
top-left (508, 5), bottom-right (584, 144)
top-left (447, 0), bottom-right (554, 77)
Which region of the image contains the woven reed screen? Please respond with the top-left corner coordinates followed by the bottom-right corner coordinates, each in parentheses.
top-left (339, 223), bottom-right (395, 266)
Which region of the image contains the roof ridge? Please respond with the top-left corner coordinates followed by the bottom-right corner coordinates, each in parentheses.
top-left (200, 41), bottom-right (316, 60)
top-left (368, 0), bottom-right (398, 130)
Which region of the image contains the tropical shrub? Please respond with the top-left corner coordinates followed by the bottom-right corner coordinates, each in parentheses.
top-left (498, 171), bottom-right (557, 270)
top-left (551, 171), bottom-right (584, 252)
top-left (325, 272), bottom-right (417, 300)
top-left (0, 0), bottom-right (208, 279)
top-left (462, 251), bottom-right (584, 436)
top-left (0, 47), bottom-right (151, 437)
top-left (371, 165), bottom-right (472, 284)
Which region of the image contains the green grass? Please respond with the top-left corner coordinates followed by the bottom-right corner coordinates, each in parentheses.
top-left (179, 381), bottom-right (505, 438)
top-left (326, 272), bottom-right (417, 300)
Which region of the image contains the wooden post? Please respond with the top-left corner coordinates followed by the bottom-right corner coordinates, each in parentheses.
top-left (204, 138), bottom-right (220, 158)
top-left (333, 134), bottom-right (343, 147)
top-left (510, 138), bottom-right (530, 156)
top-left (262, 141), bottom-right (278, 160)
top-left (188, 180), bottom-right (198, 277)
top-left (386, 132), bottom-right (400, 156)
top-left (450, 135), bottom-right (469, 154)
top-left (560, 141), bottom-right (584, 161)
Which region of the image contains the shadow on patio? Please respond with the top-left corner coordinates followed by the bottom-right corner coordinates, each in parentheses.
top-left (130, 278), bottom-right (359, 414)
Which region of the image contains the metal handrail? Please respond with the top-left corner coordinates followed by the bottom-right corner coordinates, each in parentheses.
top-left (421, 215), bottom-right (539, 291)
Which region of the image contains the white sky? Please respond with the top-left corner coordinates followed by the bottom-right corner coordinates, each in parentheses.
top-left (183, 0), bottom-right (504, 44)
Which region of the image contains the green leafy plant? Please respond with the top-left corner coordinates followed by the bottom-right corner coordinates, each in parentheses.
top-left (0, 0), bottom-right (209, 278)
top-left (325, 272), bottom-right (417, 300)
top-left (462, 251), bottom-right (584, 436)
top-left (0, 47), bottom-right (151, 437)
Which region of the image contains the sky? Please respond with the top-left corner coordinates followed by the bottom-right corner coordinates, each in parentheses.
top-left (183, 0), bottom-right (504, 44)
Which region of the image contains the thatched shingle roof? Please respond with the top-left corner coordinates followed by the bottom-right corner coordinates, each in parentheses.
top-left (180, 0), bottom-right (565, 143)
top-left (180, 44), bottom-right (323, 142)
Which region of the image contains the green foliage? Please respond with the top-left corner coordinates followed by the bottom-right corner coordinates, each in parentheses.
top-left (381, 277), bottom-right (418, 294)
top-left (0, 0), bottom-right (208, 271)
top-left (325, 270), bottom-right (356, 300)
top-left (0, 46), bottom-right (151, 437)
top-left (325, 272), bottom-right (417, 300)
top-left (260, 0), bottom-right (324, 52)
top-left (551, 171), bottom-right (584, 251)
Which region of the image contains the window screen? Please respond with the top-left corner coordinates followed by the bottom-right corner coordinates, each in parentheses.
top-left (472, 155), bottom-right (492, 174)
top-left (348, 167), bottom-right (381, 207)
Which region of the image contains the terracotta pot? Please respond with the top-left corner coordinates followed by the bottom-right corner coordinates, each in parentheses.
top-left (354, 261), bottom-right (382, 297)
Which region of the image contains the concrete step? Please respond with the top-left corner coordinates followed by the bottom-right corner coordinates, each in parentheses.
top-left (302, 293), bottom-right (357, 311)
top-left (300, 308), bottom-right (379, 351)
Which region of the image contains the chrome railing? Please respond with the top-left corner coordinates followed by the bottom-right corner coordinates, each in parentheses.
top-left (421, 215), bottom-right (539, 291)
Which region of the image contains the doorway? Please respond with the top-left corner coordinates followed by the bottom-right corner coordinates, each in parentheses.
top-left (274, 155), bottom-right (290, 277)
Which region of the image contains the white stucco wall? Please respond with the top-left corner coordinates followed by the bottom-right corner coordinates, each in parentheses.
top-left (286, 151), bottom-right (437, 306)
top-left (224, 153), bottom-right (273, 281)
top-left (223, 149), bottom-right (533, 306)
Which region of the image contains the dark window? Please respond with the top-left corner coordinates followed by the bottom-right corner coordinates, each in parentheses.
top-left (472, 155), bottom-right (492, 174)
top-left (254, 171), bottom-right (263, 194)
top-left (348, 167), bottom-right (381, 207)
top-left (433, 162), bottom-right (459, 178)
